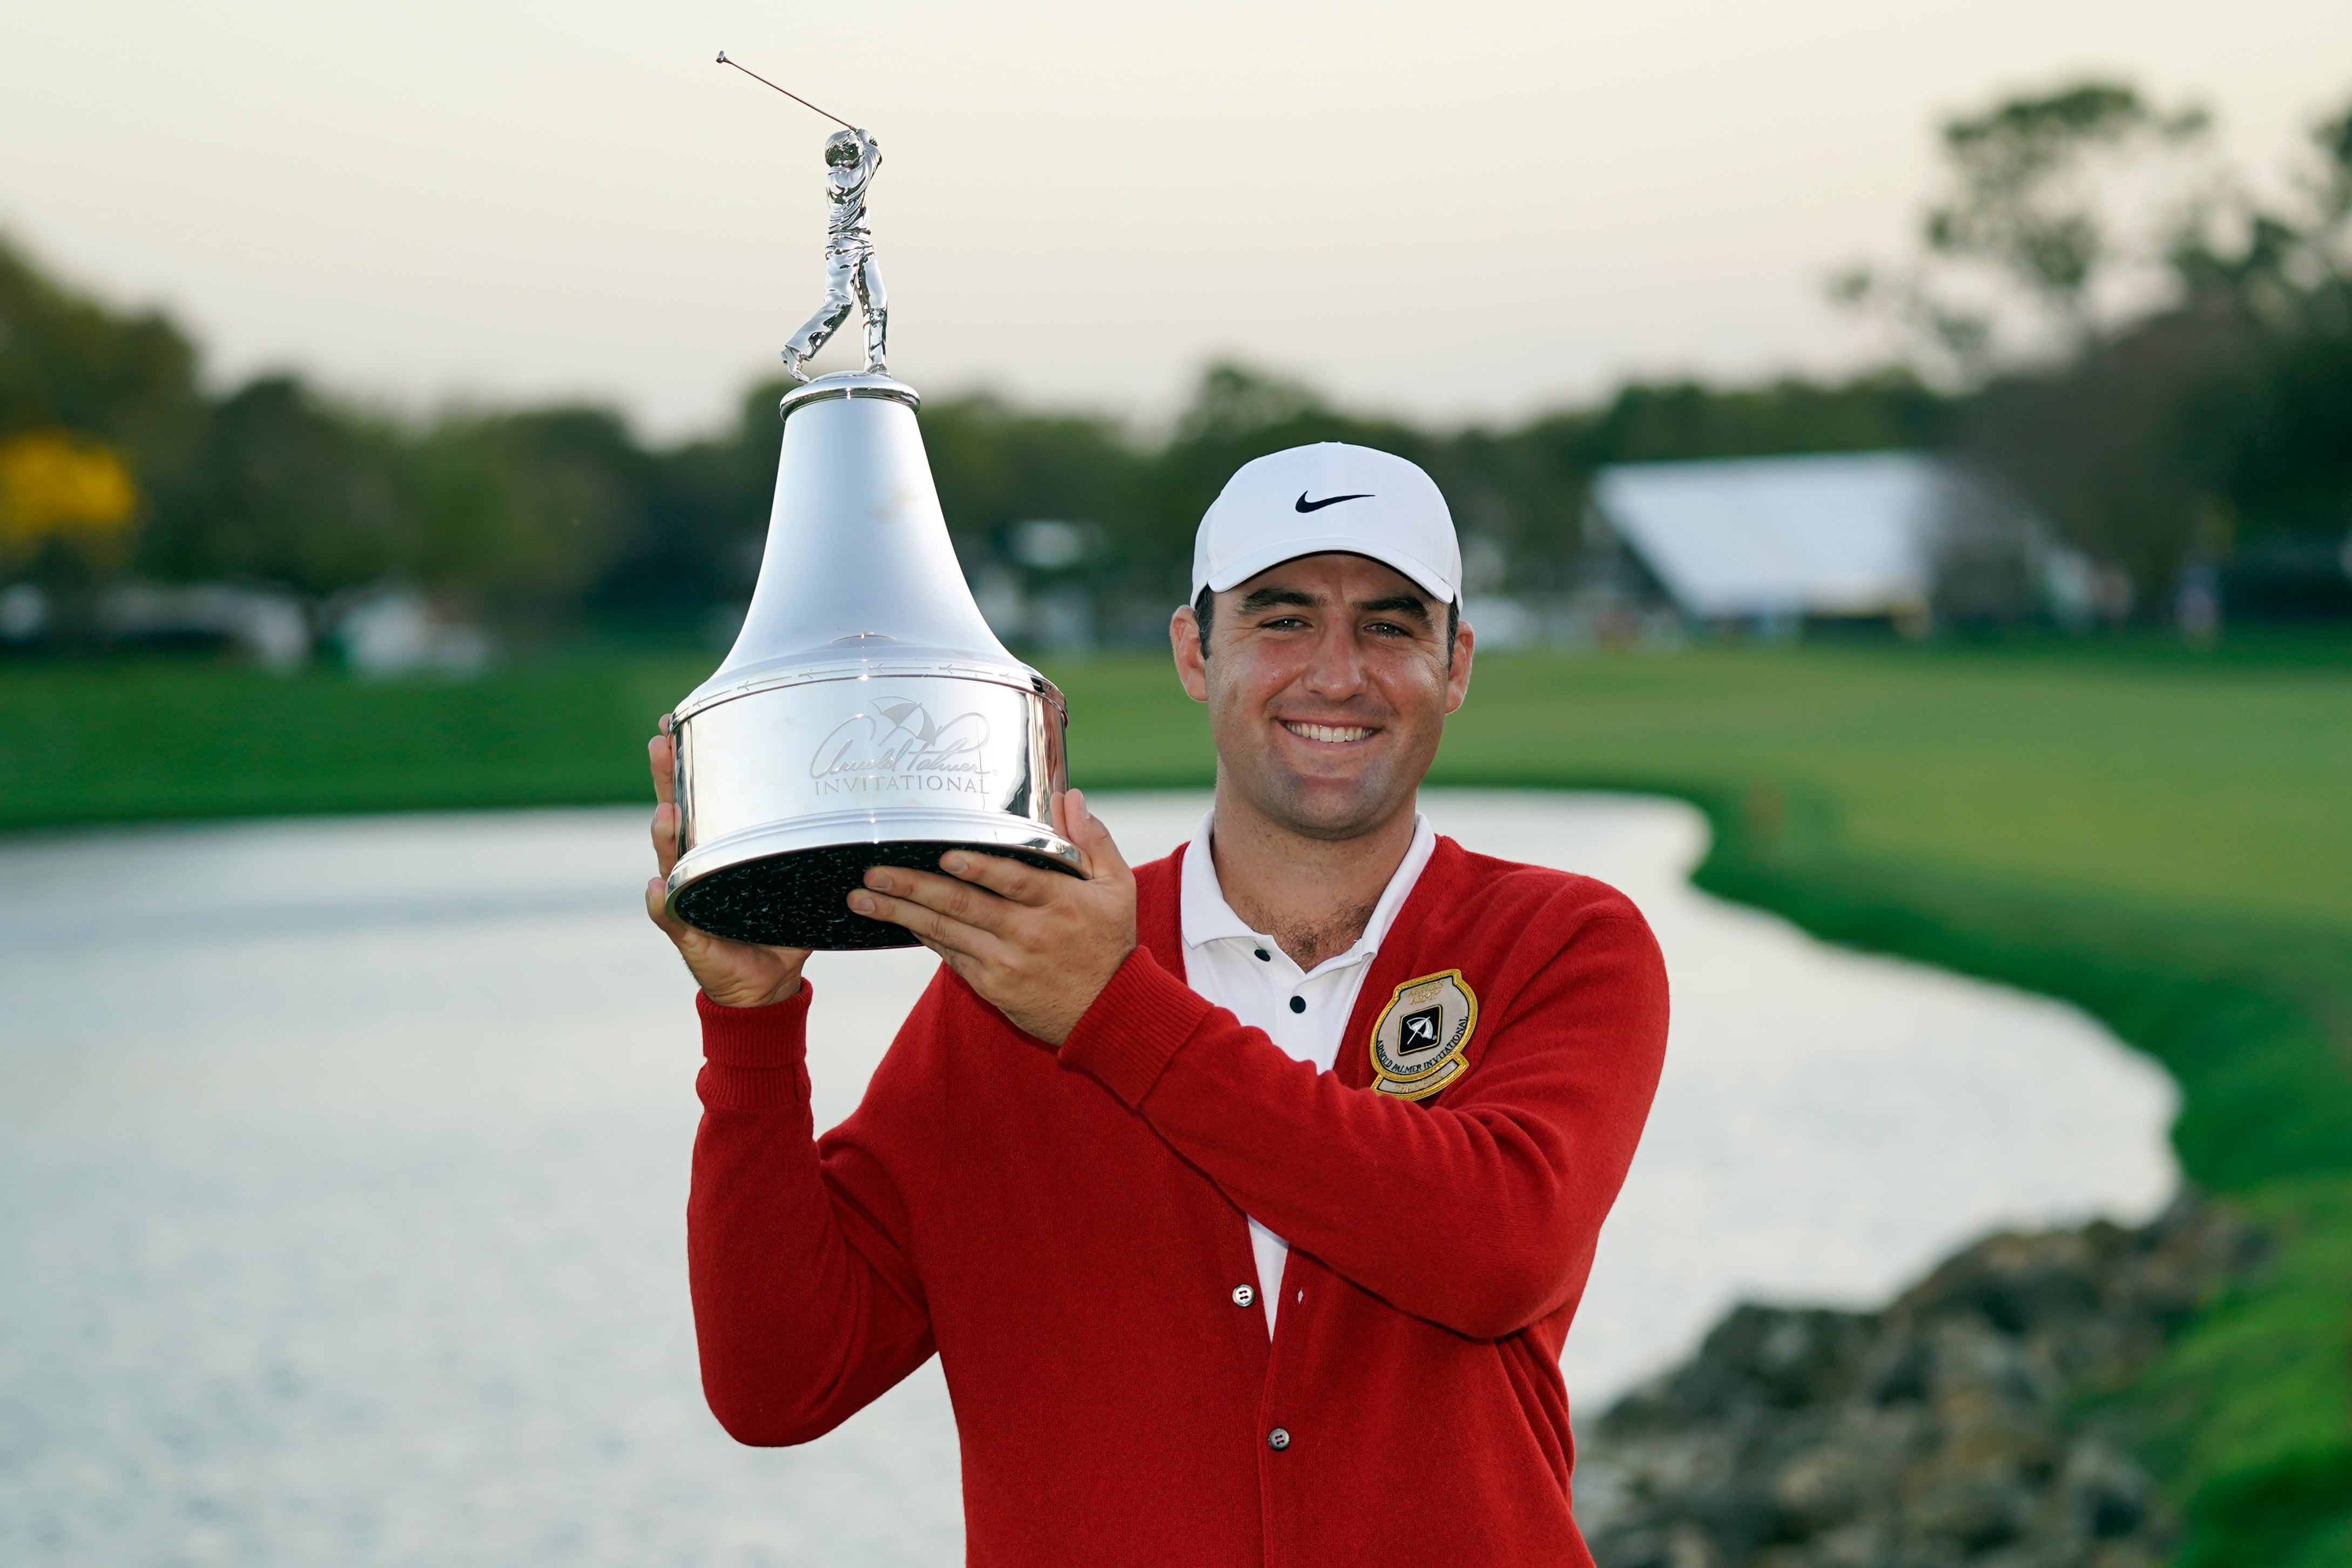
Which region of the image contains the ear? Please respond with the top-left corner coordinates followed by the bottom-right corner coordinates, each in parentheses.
top-left (1170, 606), bottom-right (1210, 704)
top-left (1443, 616), bottom-right (1475, 714)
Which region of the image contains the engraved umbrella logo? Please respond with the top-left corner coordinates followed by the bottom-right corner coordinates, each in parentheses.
top-left (810, 699), bottom-right (992, 796)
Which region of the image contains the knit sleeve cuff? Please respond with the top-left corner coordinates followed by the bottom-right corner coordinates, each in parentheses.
top-left (1056, 947), bottom-right (1215, 1111)
top-left (695, 982), bottom-right (813, 1111)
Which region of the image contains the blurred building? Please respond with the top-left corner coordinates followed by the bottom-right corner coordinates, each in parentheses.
top-left (1584, 451), bottom-right (2080, 636)
top-left (97, 583), bottom-right (312, 671)
top-left (331, 586), bottom-right (494, 678)
top-left (972, 519), bottom-right (1106, 654)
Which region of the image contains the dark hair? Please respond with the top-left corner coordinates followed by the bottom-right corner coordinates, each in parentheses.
top-left (1193, 584), bottom-right (1459, 665)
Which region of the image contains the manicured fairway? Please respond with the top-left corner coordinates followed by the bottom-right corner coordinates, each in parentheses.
top-left (0, 654), bottom-right (706, 829)
top-left (3, 638), bottom-right (2348, 1564)
top-left (1056, 644), bottom-right (2352, 935)
top-left (8, 644), bottom-right (2348, 941)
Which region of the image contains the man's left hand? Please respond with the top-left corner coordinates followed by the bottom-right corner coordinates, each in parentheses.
top-left (848, 788), bottom-right (1137, 1046)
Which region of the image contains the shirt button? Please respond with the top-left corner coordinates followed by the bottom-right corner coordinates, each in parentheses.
top-left (1231, 1284), bottom-right (1255, 1308)
top-left (1254, 948), bottom-right (1271, 962)
top-left (1268, 1427), bottom-right (1292, 1451)
top-left (1289, 996), bottom-right (1306, 1013)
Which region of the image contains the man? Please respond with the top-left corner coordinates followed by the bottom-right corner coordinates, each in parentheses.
top-left (643, 442), bottom-right (1669, 1566)
top-left (779, 125), bottom-right (886, 381)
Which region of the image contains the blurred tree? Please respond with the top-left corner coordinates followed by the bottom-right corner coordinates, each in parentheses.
top-left (581, 379), bottom-right (790, 631)
top-left (2182, 94), bottom-right (2352, 531)
top-left (1575, 373), bottom-right (1953, 461)
top-left (0, 233), bottom-right (208, 624)
top-left (921, 391), bottom-right (1143, 568)
top-left (1956, 303), bottom-right (2252, 601)
top-left (0, 429), bottom-right (139, 569)
top-left (408, 406), bottom-right (646, 626)
top-left (145, 375), bottom-right (412, 607)
top-left (0, 233), bottom-right (205, 480)
top-left (1835, 80), bottom-right (2221, 381)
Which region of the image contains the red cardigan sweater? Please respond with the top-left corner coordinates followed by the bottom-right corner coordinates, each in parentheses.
top-left (689, 835), bottom-right (1669, 1566)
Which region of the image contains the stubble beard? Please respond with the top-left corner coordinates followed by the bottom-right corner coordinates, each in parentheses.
top-left (1221, 727), bottom-right (1421, 846)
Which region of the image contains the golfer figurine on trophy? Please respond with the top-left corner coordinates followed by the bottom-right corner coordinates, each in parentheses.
top-left (780, 126), bottom-right (887, 381)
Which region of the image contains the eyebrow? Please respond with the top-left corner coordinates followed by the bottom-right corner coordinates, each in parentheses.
top-left (1358, 593), bottom-right (1433, 626)
top-left (1237, 587), bottom-right (1318, 613)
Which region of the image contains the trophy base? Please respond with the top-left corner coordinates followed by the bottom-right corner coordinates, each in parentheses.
top-left (666, 807), bottom-right (1087, 951)
top-left (671, 839), bottom-right (1082, 950)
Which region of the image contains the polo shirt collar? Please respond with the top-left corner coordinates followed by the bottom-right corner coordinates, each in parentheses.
top-left (1180, 807), bottom-right (1438, 974)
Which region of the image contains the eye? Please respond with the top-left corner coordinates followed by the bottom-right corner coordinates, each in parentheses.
top-left (1364, 620), bottom-right (1416, 638)
top-left (1258, 615), bottom-right (1310, 631)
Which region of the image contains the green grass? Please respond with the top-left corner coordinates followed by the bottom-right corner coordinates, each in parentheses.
top-left (0, 654), bottom-right (709, 827)
top-left (1059, 645), bottom-right (2352, 935)
top-left (4, 638), bottom-right (2349, 1559)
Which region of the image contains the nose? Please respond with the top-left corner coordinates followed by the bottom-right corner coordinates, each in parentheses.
top-left (1298, 618), bottom-right (1370, 702)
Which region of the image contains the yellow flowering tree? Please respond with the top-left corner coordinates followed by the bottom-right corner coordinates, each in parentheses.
top-left (0, 429), bottom-right (139, 568)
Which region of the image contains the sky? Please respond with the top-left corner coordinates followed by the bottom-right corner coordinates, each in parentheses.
top-left (4, 0), bottom-right (2349, 440)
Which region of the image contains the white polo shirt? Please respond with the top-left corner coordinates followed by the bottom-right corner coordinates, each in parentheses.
top-left (1178, 807), bottom-right (1439, 1335)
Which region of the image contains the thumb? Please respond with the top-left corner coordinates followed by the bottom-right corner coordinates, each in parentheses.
top-left (645, 875), bottom-right (685, 936)
top-left (1064, 788), bottom-right (1131, 886)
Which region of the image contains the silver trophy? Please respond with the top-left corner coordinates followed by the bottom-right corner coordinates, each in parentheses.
top-left (664, 103), bottom-right (1081, 950)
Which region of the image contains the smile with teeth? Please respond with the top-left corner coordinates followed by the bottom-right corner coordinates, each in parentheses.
top-left (1281, 720), bottom-right (1375, 745)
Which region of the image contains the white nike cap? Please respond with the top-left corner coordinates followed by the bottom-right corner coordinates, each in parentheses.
top-left (1190, 443), bottom-right (1461, 607)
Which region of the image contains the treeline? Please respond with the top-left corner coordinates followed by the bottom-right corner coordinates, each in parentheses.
top-left (0, 234), bottom-right (1951, 645)
top-left (3, 76), bottom-right (2349, 651)
top-left (0, 250), bottom-right (775, 639)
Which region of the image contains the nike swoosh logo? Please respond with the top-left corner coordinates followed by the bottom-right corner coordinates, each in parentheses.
top-left (1295, 491), bottom-right (1372, 513)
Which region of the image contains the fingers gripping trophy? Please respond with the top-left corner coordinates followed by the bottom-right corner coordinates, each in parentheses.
top-left (780, 125), bottom-right (886, 381)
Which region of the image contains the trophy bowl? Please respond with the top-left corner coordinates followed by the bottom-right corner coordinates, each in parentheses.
top-left (662, 374), bottom-right (1084, 951)
top-left (668, 659), bottom-right (1082, 950)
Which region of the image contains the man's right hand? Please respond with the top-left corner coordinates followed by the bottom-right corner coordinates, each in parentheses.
top-left (645, 720), bottom-right (811, 1009)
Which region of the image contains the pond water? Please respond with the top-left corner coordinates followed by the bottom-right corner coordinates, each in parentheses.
top-left (0, 792), bottom-right (2176, 1567)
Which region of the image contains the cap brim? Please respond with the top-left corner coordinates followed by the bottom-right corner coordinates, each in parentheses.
top-left (1201, 536), bottom-right (1455, 605)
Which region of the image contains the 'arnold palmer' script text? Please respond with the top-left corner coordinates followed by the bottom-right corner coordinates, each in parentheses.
top-left (810, 700), bottom-right (993, 796)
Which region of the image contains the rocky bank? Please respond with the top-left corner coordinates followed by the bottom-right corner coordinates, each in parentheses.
top-left (1575, 1193), bottom-right (2265, 1568)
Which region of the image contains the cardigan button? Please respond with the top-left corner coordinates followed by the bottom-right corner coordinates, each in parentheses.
top-left (1268, 1427), bottom-right (1291, 1451)
top-left (1231, 1284), bottom-right (1256, 1308)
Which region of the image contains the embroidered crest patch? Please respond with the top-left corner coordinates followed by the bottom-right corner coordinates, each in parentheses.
top-left (1367, 969), bottom-right (1478, 1100)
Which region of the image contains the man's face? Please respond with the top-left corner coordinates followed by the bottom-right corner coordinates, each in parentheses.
top-left (1170, 552), bottom-right (1473, 842)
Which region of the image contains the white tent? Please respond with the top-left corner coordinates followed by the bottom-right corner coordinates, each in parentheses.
top-left (1589, 451), bottom-right (1994, 620)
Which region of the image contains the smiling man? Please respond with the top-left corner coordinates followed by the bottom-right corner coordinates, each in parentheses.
top-left (644, 442), bottom-right (1670, 1567)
